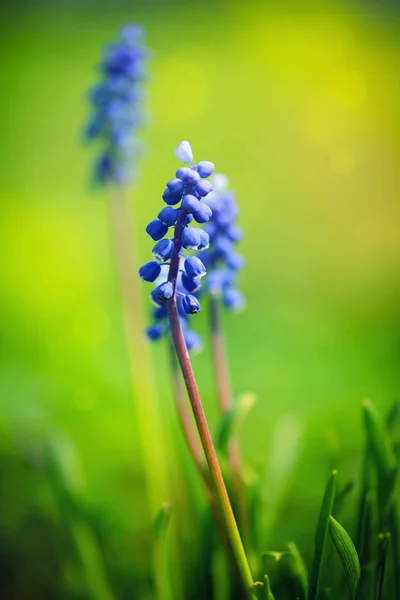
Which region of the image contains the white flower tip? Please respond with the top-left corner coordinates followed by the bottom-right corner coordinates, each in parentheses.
top-left (212, 173), bottom-right (229, 192)
top-left (175, 141), bottom-right (193, 164)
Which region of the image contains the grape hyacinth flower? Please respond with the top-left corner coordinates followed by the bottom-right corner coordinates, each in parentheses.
top-left (84, 24), bottom-right (148, 185)
top-left (199, 174), bottom-right (245, 312)
top-left (83, 24), bottom-right (170, 514)
top-left (139, 141), bottom-right (215, 352)
top-left (139, 142), bottom-right (254, 594)
top-left (198, 174), bottom-right (247, 541)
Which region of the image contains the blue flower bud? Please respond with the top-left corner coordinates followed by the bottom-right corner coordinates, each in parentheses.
top-left (146, 219), bottom-right (168, 240)
top-left (195, 180), bottom-right (213, 197)
top-left (182, 194), bottom-right (200, 213)
top-left (138, 260), bottom-right (162, 282)
top-left (153, 305), bottom-right (167, 319)
top-left (197, 230), bottom-right (210, 250)
top-left (214, 236), bottom-right (233, 256)
top-left (226, 252), bottom-right (244, 270)
top-left (167, 178), bottom-right (185, 194)
top-left (193, 202), bottom-right (212, 223)
top-left (184, 256), bottom-right (206, 280)
top-left (158, 206), bottom-right (179, 226)
top-left (181, 273), bottom-right (201, 293)
top-left (184, 330), bottom-right (202, 353)
top-left (151, 281), bottom-right (174, 305)
top-left (146, 324), bottom-right (164, 341)
top-left (183, 295), bottom-right (201, 314)
top-left (120, 23), bottom-right (144, 42)
top-left (162, 187), bottom-right (181, 205)
top-left (223, 288), bottom-right (245, 312)
top-left (152, 238), bottom-right (174, 262)
top-left (185, 213), bottom-right (194, 225)
top-left (205, 219), bottom-right (218, 235)
top-left (181, 227), bottom-right (201, 250)
top-left (176, 167), bottom-right (200, 185)
top-left (175, 141), bottom-right (193, 164)
top-left (226, 225), bottom-right (243, 242)
top-left (212, 173), bottom-right (229, 192)
top-left (197, 161), bottom-right (215, 178)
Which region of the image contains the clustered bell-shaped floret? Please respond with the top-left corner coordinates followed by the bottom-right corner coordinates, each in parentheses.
top-left (84, 24), bottom-right (148, 185)
top-left (197, 175), bottom-right (246, 312)
top-left (138, 141), bottom-right (215, 353)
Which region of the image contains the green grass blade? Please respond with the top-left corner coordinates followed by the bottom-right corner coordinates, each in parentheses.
top-left (263, 574), bottom-right (275, 600)
top-left (375, 532), bottom-right (390, 600)
top-left (153, 503), bottom-right (173, 600)
top-left (333, 480), bottom-right (354, 517)
top-left (307, 470), bottom-right (337, 600)
top-left (356, 490), bottom-right (377, 600)
top-left (328, 516), bottom-right (360, 600)
top-left (388, 507), bottom-right (400, 600)
top-left (362, 399), bottom-right (397, 517)
top-left (71, 521), bottom-right (115, 600)
top-left (386, 400), bottom-right (400, 433)
top-left (288, 542), bottom-right (308, 600)
top-left (215, 392), bottom-right (257, 453)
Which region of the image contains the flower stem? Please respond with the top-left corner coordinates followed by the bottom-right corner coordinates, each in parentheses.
top-left (166, 214), bottom-right (254, 596)
top-left (209, 296), bottom-right (248, 542)
top-left (168, 339), bottom-right (210, 489)
top-left (108, 184), bottom-right (168, 514)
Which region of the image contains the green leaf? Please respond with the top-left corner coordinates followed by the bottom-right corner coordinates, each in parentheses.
top-left (71, 521), bottom-right (115, 600)
top-left (356, 490), bottom-right (377, 600)
top-left (328, 516), bottom-right (360, 600)
top-left (375, 532), bottom-right (390, 600)
top-left (362, 399), bottom-right (397, 516)
top-left (215, 392), bottom-right (257, 452)
top-left (153, 503), bottom-right (173, 600)
top-left (386, 400), bottom-right (400, 434)
top-left (307, 470), bottom-right (337, 600)
top-left (362, 399), bottom-right (396, 476)
top-left (333, 480), bottom-right (354, 516)
top-left (153, 502), bottom-right (171, 539)
top-left (288, 542), bottom-right (308, 600)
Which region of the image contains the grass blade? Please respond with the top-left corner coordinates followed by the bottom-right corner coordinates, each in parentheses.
top-left (328, 516), bottom-right (360, 600)
top-left (333, 480), bottom-right (354, 517)
top-left (307, 470), bottom-right (337, 600)
top-left (288, 541), bottom-right (308, 600)
top-left (362, 399), bottom-right (397, 517)
top-left (215, 392), bottom-right (257, 453)
top-left (153, 503), bottom-right (172, 600)
top-left (375, 532), bottom-right (390, 600)
top-left (356, 490), bottom-right (377, 600)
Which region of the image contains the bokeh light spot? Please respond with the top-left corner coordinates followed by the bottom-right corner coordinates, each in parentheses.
top-left (328, 69), bottom-right (367, 109)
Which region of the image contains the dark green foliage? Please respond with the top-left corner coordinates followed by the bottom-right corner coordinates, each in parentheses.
top-left (307, 471), bottom-right (337, 600)
top-left (328, 516), bottom-right (360, 599)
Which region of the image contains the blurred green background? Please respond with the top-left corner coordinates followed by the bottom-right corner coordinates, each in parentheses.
top-left (0, 0), bottom-right (399, 598)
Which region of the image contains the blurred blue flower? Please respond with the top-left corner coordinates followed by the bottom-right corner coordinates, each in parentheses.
top-left (198, 175), bottom-right (245, 312)
top-left (84, 24), bottom-right (148, 186)
top-left (138, 141), bottom-right (215, 352)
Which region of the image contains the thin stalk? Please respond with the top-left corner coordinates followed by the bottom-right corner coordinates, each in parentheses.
top-left (210, 295), bottom-right (248, 541)
top-left (168, 338), bottom-right (245, 592)
top-left (166, 213), bottom-right (254, 597)
top-left (107, 184), bottom-right (168, 514)
top-left (168, 339), bottom-right (210, 489)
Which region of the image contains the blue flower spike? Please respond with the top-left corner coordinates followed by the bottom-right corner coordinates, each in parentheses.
top-left (138, 141), bottom-right (215, 351)
top-left (84, 24), bottom-right (148, 186)
top-left (198, 174), bottom-right (246, 312)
